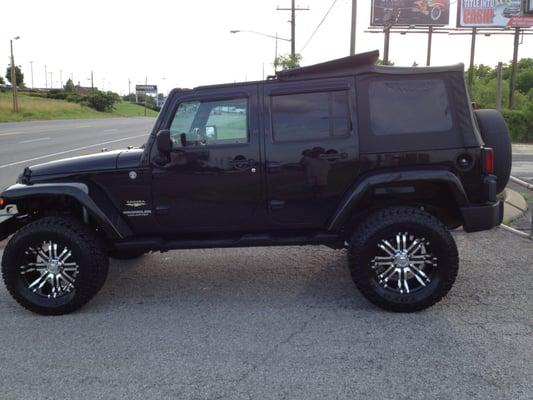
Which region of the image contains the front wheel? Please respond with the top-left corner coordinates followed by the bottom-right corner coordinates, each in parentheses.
top-left (348, 207), bottom-right (458, 312)
top-left (1, 217), bottom-right (109, 315)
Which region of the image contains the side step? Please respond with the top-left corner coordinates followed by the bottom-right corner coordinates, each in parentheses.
top-left (114, 232), bottom-right (342, 252)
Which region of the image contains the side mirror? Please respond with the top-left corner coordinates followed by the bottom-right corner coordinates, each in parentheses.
top-left (156, 130), bottom-right (172, 154)
top-left (205, 125), bottom-right (218, 140)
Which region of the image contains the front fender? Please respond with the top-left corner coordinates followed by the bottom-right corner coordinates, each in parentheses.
top-left (327, 169), bottom-right (469, 232)
top-left (1, 182), bottom-right (132, 240)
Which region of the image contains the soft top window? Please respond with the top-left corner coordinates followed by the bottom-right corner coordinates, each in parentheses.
top-left (357, 74), bottom-right (464, 153)
top-left (369, 79), bottom-right (452, 136)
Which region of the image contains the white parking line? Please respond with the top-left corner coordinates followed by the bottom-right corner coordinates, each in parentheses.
top-left (19, 137), bottom-right (50, 144)
top-left (0, 134), bottom-right (146, 169)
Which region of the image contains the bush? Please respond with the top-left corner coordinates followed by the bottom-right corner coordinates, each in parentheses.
top-left (83, 91), bottom-right (116, 112)
top-left (46, 91), bottom-right (68, 100)
top-left (66, 94), bottom-right (84, 104)
top-left (502, 109), bottom-right (533, 142)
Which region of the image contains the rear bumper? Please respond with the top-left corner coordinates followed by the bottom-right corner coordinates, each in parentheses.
top-left (460, 200), bottom-right (503, 233)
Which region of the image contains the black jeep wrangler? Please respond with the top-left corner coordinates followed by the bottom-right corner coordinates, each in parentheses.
top-left (0, 51), bottom-right (511, 315)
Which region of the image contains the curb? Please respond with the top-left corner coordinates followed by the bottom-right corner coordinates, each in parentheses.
top-left (502, 188), bottom-right (528, 224)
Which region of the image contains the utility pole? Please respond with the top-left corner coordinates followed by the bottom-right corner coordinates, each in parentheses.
top-left (10, 37), bottom-right (20, 113)
top-left (277, 0), bottom-right (309, 56)
top-left (49, 72), bottom-right (53, 89)
top-left (128, 78), bottom-right (131, 97)
top-left (30, 61), bottom-right (34, 89)
top-left (91, 70), bottom-right (94, 91)
top-left (509, 27), bottom-right (520, 109)
top-left (44, 65), bottom-right (48, 89)
top-left (60, 69), bottom-right (63, 88)
top-left (350, 0), bottom-right (357, 55)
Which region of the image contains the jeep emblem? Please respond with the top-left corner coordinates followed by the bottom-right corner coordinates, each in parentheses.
top-left (129, 171), bottom-right (137, 180)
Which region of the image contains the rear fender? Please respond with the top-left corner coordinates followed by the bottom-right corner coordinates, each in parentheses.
top-left (327, 169), bottom-right (469, 232)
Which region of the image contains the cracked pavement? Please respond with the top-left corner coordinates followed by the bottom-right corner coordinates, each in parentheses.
top-left (0, 227), bottom-right (532, 400)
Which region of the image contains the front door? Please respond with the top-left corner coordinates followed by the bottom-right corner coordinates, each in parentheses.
top-left (151, 85), bottom-right (262, 234)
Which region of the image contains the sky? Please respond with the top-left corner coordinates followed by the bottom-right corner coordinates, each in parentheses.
top-left (1, 0), bottom-right (532, 95)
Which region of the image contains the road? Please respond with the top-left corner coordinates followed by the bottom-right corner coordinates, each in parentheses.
top-left (0, 118), bottom-right (155, 190)
top-left (0, 120), bottom-right (532, 189)
top-left (512, 144), bottom-right (533, 181)
top-left (0, 229), bottom-right (531, 399)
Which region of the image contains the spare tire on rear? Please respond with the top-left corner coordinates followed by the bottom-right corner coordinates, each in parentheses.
top-left (474, 109), bottom-right (512, 194)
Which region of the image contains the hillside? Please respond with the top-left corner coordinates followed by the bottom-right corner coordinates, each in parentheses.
top-left (0, 91), bottom-right (158, 122)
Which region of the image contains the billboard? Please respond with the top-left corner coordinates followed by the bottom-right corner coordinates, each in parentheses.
top-left (371, 0), bottom-right (450, 26)
top-left (457, 0), bottom-right (533, 27)
top-left (136, 85), bottom-right (157, 94)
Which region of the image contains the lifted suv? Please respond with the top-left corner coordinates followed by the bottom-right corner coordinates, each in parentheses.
top-left (0, 51), bottom-right (511, 315)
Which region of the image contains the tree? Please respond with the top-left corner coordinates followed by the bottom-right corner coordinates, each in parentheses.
top-left (84, 91), bottom-right (117, 112)
top-left (516, 70), bottom-right (533, 94)
top-left (376, 59), bottom-right (395, 66)
top-left (64, 78), bottom-right (75, 92)
top-left (274, 54), bottom-right (302, 71)
top-left (5, 66), bottom-right (24, 87)
top-left (0, 76), bottom-right (5, 85)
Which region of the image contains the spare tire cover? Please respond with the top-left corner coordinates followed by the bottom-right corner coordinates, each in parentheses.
top-left (474, 109), bottom-right (512, 194)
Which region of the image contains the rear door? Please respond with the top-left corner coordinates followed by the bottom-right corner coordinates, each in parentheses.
top-left (263, 78), bottom-right (359, 228)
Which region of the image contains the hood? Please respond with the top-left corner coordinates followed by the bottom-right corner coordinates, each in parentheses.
top-left (27, 150), bottom-right (124, 178)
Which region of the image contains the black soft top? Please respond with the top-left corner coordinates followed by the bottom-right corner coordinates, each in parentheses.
top-left (275, 50), bottom-right (465, 81)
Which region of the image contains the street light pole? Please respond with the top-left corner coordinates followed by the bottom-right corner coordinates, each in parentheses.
top-left (230, 30), bottom-right (290, 72)
top-left (30, 61), bottom-right (34, 89)
top-left (10, 36), bottom-right (20, 113)
top-left (44, 65), bottom-right (48, 89)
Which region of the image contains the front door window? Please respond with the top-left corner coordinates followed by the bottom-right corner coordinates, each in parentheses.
top-left (170, 98), bottom-right (248, 147)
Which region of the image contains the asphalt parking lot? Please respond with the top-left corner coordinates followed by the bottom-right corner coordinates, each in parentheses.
top-left (0, 120), bottom-right (532, 399)
top-left (0, 228), bottom-right (531, 400)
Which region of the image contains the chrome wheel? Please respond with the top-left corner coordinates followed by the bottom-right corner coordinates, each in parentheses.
top-left (371, 232), bottom-right (437, 294)
top-left (19, 241), bottom-right (79, 299)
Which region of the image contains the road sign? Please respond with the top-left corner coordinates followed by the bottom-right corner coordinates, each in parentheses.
top-left (457, 0), bottom-right (533, 27)
top-left (370, 0), bottom-right (450, 27)
top-left (136, 85), bottom-right (157, 94)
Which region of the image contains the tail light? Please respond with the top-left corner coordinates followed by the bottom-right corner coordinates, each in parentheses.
top-left (482, 147), bottom-right (494, 174)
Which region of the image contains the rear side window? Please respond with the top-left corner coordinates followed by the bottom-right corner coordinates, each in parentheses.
top-left (368, 79), bottom-right (452, 136)
top-left (271, 90), bottom-right (350, 142)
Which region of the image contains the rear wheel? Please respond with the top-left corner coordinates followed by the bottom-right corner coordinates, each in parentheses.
top-left (348, 207), bottom-right (458, 312)
top-left (1, 217), bottom-right (108, 315)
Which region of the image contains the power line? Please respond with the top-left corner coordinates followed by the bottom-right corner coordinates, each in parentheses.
top-left (300, 0), bottom-right (339, 53)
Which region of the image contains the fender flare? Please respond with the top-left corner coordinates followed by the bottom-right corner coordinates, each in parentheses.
top-left (327, 169), bottom-right (469, 232)
top-left (1, 182), bottom-right (132, 240)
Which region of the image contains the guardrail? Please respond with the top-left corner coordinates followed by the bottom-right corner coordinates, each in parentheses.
top-left (500, 176), bottom-right (532, 240)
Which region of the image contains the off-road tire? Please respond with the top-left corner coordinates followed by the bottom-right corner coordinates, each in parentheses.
top-left (348, 207), bottom-right (458, 312)
top-left (1, 216), bottom-right (109, 315)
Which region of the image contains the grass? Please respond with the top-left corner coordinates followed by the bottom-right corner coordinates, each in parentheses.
top-left (0, 91), bottom-right (158, 122)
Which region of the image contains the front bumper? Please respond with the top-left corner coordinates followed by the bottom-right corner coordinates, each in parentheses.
top-left (460, 200), bottom-right (504, 233)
